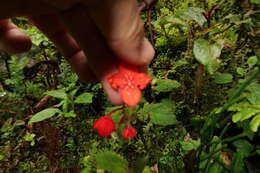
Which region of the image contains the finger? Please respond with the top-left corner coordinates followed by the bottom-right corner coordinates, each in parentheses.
top-left (29, 14), bottom-right (97, 83)
top-left (60, 6), bottom-right (123, 105)
top-left (86, 0), bottom-right (155, 66)
top-left (0, 19), bottom-right (32, 54)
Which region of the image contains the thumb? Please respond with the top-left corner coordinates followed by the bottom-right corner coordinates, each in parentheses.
top-left (86, 0), bottom-right (154, 66)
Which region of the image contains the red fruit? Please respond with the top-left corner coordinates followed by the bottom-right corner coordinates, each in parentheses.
top-left (122, 125), bottom-right (137, 140)
top-left (93, 116), bottom-right (116, 138)
top-left (107, 63), bottom-right (151, 106)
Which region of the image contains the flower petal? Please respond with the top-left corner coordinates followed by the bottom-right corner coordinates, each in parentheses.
top-left (134, 73), bottom-right (152, 89)
top-left (120, 87), bottom-right (141, 106)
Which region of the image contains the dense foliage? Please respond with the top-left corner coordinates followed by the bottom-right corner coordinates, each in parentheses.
top-left (0, 0), bottom-right (260, 172)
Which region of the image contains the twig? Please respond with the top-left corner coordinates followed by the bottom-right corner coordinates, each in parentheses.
top-left (0, 109), bottom-right (19, 114)
top-left (33, 95), bottom-right (52, 113)
top-left (212, 24), bottom-right (234, 36)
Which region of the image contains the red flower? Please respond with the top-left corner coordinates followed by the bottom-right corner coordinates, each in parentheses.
top-left (93, 116), bottom-right (116, 138)
top-left (122, 125), bottom-right (137, 140)
top-left (108, 63), bottom-right (152, 106)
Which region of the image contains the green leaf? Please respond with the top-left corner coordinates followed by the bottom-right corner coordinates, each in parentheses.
top-left (80, 168), bottom-right (90, 173)
top-left (212, 73), bottom-right (233, 84)
top-left (224, 14), bottom-right (252, 25)
top-left (210, 39), bottom-right (225, 59)
top-left (141, 99), bottom-right (177, 126)
top-left (74, 92), bottom-right (93, 104)
top-left (176, 7), bottom-right (206, 27)
top-left (246, 83), bottom-right (260, 104)
top-left (232, 109), bottom-right (260, 122)
top-left (133, 156), bottom-right (148, 173)
top-left (233, 139), bottom-right (254, 157)
top-left (249, 113), bottom-right (260, 132)
top-left (207, 163), bottom-right (223, 173)
top-left (95, 151), bottom-right (128, 173)
top-left (14, 120), bottom-right (25, 126)
top-left (24, 132), bottom-right (36, 146)
top-left (0, 154), bottom-right (5, 161)
top-left (63, 111), bottom-right (77, 118)
top-left (157, 16), bottom-right (187, 26)
top-left (153, 79), bottom-right (181, 92)
top-left (247, 56), bottom-right (258, 67)
top-left (237, 120), bottom-right (255, 140)
top-left (180, 138), bottom-right (201, 151)
top-left (257, 150), bottom-right (260, 155)
top-left (209, 136), bottom-right (222, 157)
top-left (45, 90), bottom-right (67, 99)
top-left (236, 67), bottom-right (247, 76)
top-left (228, 102), bottom-right (260, 111)
top-left (193, 39), bottom-right (211, 65)
top-left (29, 108), bottom-right (60, 123)
top-left (231, 153), bottom-right (246, 173)
top-left (142, 167), bottom-right (153, 173)
top-left (24, 132), bottom-right (36, 142)
top-left (193, 39), bottom-right (224, 66)
top-left (251, 0), bottom-right (260, 4)
top-left (206, 59), bottom-right (221, 74)
top-left (0, 91), bottom-right (6, 97)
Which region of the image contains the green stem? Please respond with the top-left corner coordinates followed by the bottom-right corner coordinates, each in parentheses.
top-left (221, 133), bottom-right (247, 143)
top-left (219, 123), bottom-right (230, 139)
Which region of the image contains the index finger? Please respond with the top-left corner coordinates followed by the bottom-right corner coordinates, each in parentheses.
top-left (86, 0), bottom-right (154, 66)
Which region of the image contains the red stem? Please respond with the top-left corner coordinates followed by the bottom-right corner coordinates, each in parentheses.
top-left (108, 106), bottom-right (125, 117)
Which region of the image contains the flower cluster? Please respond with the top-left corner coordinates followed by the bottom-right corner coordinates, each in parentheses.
top-left (93, 114), bottom-right (136, 140)
top-left (93, 62), bottom-right (152, 139)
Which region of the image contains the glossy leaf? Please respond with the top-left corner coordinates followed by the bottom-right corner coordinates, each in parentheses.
top-left (95, 151), bottom-right (128, 173)
top-left (74, 93), bottom-right (93, 104)
top-left (180, 139), bottom-right (201, 151)
top-left (193, 39), bottom-right (224, 66)
top-left (233, 139), bottom-right (254, 157)
top-left (193, 39), bottom-right (211, 65)
top-left (193, 39), bottom-right (224, 65)
top-left (232, 109), bottom-right (260, 122)
top-left (153, 79), bottom-right (181, 92)
top-left (246, 83), bottom-right (260, 104)
top-left (45, 90), bottom-right (67, 99)
top-left (207, 163), bottom-right (223, 173)
top-left (140, 99), bottom-right (177, 126)
top-left (212, 73), bottom-right (233, 84)
top-left (250, 113), bottom-right (260, 132)
top-left (29, 108), bottom-right (60, 124)
top-left (247, 56), bottom-right (258, 67)
top-left (176, 7), bottom-right (206, 27)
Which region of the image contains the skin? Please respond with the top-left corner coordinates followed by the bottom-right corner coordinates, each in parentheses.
top-left (0, 0), bottom-right (155, 105)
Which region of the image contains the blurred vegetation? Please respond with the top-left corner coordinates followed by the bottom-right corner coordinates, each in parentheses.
top-left (0, 0), bottom-right (260, 172)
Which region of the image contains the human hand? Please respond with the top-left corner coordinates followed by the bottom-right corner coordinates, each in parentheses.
top-left (0, 0), bottom-right (154, 105)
